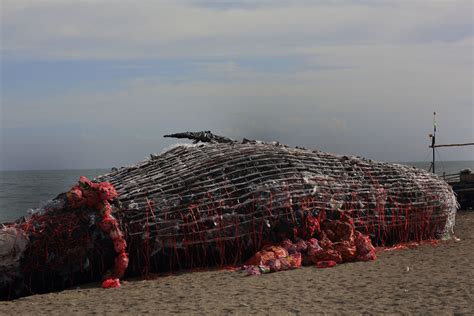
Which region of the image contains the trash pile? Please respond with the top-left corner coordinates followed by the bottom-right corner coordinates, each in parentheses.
top-left (244, 215), bottom-right (376, 275)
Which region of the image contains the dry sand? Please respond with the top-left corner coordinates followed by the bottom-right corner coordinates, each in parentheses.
top-left (1, 212), bottom-right (473, 315)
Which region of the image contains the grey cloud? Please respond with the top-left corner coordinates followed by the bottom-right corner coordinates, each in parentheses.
top-left (1, 1), bottom-right (472, 169)
top-left (2, 1), bottom-right (472, 60)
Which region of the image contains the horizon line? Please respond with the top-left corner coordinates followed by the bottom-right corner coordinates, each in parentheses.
top-left (1, 160), bottom-right (473, 172)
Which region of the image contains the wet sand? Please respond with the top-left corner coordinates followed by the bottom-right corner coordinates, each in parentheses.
top-left (1, 211), bottom-right (473, 315)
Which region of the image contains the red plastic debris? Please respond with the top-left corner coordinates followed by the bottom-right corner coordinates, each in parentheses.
top-left (383, 239), bottom-right (439, 252)
top-left (112, 251), bottom-right (129, 277)
top-left (261, 245), bottom-right (288, 259)
top-left (66, 177), bottom-right (128, 285)
top-left (245, 249), bottom-right (276, 266)
top-left (102, 278), bottom-right (121, 289)
top-left (294, 212), bottom-right (320, 240)
top-left (333, 241), bottom-right (357, 262)
top-left (67, 176), bottom-right (118, 209)
top-left (309, 248), bottom-right (343, 264)
top-left (244, 245), bottom-right (302, 274)
top-left (244, 216), bottom-right (377, 275)
top-left (315, 260), bottom-right (337, 268)
top-left (295, 238), bottom-right (309, 253)
top-left (354, 231), bottom-right (377, 261)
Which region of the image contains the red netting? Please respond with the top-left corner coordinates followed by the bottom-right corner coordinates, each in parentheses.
top-left (9, 176), bottom-right (127, 295)
top-left (66, 176), bottom-right (128, 288)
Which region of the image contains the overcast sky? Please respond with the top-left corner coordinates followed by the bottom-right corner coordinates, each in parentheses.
top-left (1, 0), bottom-right (473, 170)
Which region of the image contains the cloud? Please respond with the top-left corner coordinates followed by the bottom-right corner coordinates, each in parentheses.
top-left (1, 0), bottom-right (472, 169)
top-left (2, 0), bottom-right (472, 60)
top-left (2, 39), bottom-right (471, 158)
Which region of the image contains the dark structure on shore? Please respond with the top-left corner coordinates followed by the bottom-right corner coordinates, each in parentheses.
top-left (0, 132), bottom-right (458, 299)
top-left (446, 169), bottom-right (474, 209)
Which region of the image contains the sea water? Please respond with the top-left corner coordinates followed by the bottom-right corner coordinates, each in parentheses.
top-left (1, 161), bottom-right (472, 223)
top-left (0, 169), bottom-right (108, 223)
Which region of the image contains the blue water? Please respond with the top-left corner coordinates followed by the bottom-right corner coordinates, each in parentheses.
top-left (0, 161), bottom-right (472, 223)
top-left (395, 161), bottom-right (473, 175)
top-left (0, 169), bottom-right (108, 223)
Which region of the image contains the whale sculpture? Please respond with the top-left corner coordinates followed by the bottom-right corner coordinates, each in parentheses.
top-left (0, 132), bottom-right (457, 299)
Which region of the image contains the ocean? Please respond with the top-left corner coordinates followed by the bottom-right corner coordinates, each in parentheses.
top-left (1, 161), bottom-right (472, 223)
top-left (0, 169), bottom-right (108, 223)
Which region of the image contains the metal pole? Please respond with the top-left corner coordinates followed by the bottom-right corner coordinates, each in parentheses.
top-left (430, 142), bottom-right (474, 148)
top-left (432, 112), bottom-right (436, 174)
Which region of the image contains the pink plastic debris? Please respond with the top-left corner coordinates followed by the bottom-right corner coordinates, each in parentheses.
top-left (102, 278), bottom-right (121, 289)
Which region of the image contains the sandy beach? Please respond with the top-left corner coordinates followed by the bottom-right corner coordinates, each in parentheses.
top-left (0, 211), bottom-right (471, 315)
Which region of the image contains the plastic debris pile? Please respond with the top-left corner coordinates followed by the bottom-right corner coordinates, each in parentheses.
top-left (244, 215), bottom-right (376, 275)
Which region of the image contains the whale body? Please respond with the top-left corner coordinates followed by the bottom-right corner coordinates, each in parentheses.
top-left (0, 133), bottom-right (457, 299)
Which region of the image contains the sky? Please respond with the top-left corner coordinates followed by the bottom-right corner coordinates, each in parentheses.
top-left (1, 0), bottom-right (473, 170)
